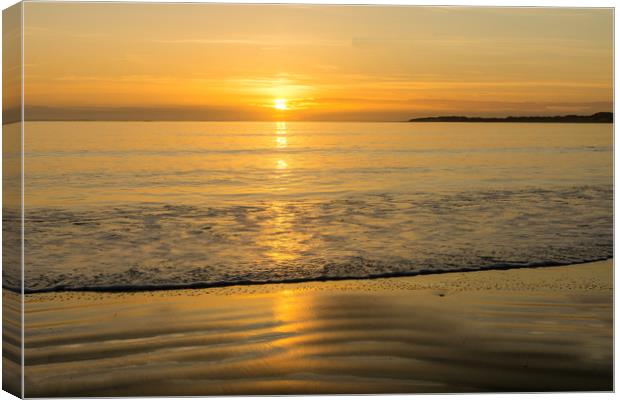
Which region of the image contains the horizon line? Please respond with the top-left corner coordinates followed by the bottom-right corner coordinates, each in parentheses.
top-left (2, 111), bottom-right (612, 125)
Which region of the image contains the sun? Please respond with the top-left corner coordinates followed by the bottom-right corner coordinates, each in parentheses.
top-left (274, 98), bottom-right (288, 110)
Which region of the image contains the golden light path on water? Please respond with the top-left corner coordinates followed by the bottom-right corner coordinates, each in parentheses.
top-left (264, 121), bottom-right (310, 263)
top-left (275, 121), bottom-right (288, 149)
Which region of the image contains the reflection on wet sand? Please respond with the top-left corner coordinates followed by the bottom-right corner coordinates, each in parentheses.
top-left (22, 260), bottom-right (612, 396)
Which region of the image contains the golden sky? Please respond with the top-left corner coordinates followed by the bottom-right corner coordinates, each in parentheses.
top-left (22, 3), bottom-right (613, 121)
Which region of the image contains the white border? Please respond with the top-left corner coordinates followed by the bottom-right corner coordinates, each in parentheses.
top-left (20, 1), bottom-right (24, 398)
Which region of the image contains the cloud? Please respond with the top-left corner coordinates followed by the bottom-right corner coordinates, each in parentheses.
top-left (153, 37), bottom-right (347, 47)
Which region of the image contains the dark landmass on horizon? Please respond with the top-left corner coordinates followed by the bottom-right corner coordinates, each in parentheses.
top-left (1, 108), bottom-right (614, 125)
top-left (409, 112), bottom-right (613, 123)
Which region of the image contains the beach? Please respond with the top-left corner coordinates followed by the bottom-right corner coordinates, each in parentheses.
top-left (17, 259), bottom-right (612, 397)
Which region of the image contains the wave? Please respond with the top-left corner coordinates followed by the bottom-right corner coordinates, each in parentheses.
top-left (5, 185), bottom-right (613, 295)
top-left (6, 256), bottom-right (613, 294)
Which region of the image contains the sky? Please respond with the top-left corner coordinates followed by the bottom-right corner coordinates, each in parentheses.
top-left (20, 3), bottom-right (613, 121)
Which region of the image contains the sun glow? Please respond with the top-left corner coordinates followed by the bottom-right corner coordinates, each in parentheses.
top-left (274, 99), bottom-right (288, 110)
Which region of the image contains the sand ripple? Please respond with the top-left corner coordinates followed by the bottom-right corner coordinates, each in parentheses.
top-left (21, 261), bottom-right (613, 396)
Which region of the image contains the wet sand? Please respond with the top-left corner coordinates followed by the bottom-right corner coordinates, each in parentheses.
top-left (14, 259), bottom-right (613, 396)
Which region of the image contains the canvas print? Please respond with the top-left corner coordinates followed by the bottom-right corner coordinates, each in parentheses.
top-left (2, 2), bottom-right (614, 397)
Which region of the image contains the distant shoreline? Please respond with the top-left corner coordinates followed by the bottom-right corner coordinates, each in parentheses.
top-left (409, 112), bottom-right (613, 123)
top-left (1, 111), bottom-right (614, 124)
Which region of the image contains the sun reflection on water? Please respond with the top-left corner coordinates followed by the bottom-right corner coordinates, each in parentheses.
top-left (262, 202), bottom-right (310, 262)
top-left (263, 121), bottom-right (308, 262)
top-left (276, 121), bottom-right (287, 132)
top-left (275, 122), bottom-right (288, 149)
top-left (276, 136), bottom-right (288, 148)
top-left (274, 122), bottom-right (289, 171)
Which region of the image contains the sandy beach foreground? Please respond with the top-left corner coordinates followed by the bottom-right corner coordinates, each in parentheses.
top-left (10, 260), bottom-right (613, 396)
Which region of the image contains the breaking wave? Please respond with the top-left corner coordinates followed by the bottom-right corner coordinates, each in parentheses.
top-left (5, 185), bottom-right (613, 293)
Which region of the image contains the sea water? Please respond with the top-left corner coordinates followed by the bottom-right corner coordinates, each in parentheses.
top-left (5, 121), bottom-right (612, 292)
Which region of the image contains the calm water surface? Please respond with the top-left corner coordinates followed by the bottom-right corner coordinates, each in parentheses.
top-left (5, 121), bottom-right (613, 292)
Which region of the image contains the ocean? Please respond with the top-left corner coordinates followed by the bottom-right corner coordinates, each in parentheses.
top-left (5, 121), bottom-right (613, 292)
